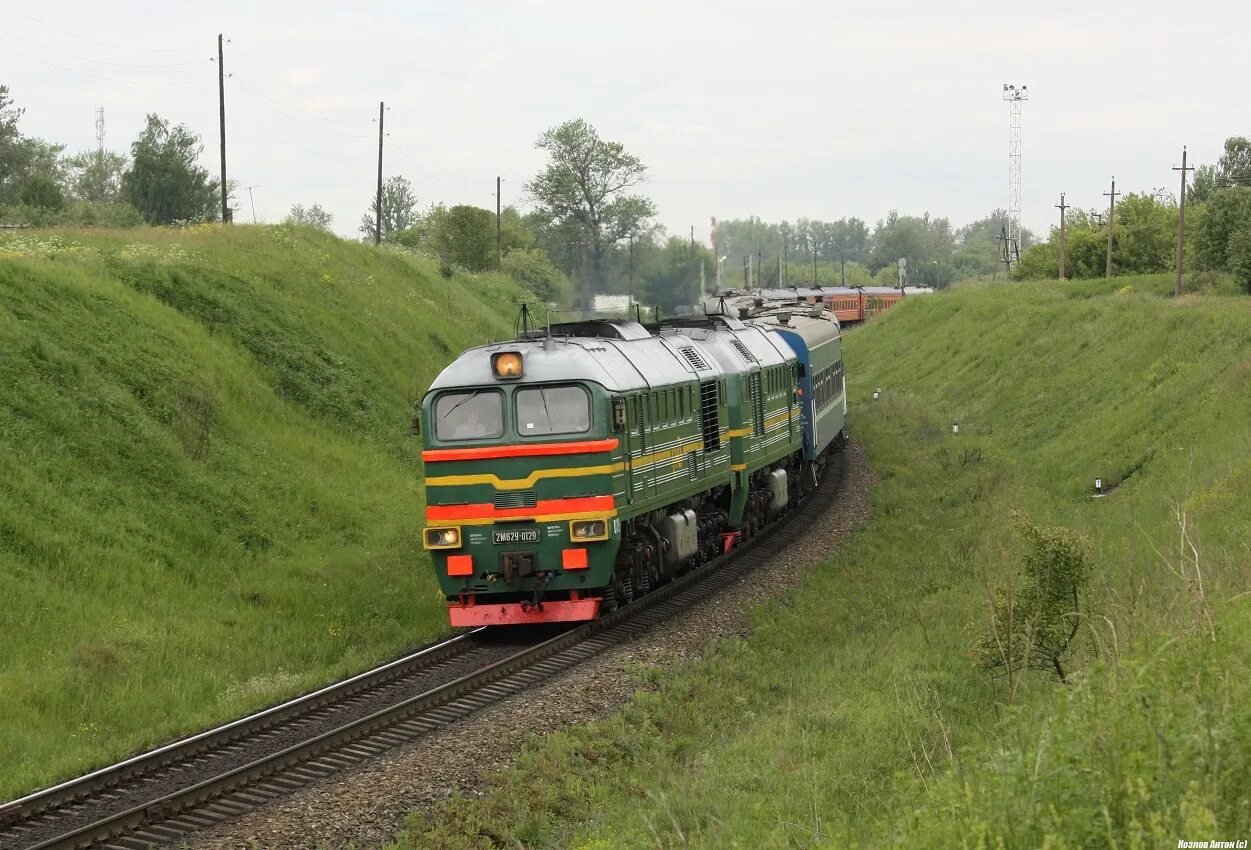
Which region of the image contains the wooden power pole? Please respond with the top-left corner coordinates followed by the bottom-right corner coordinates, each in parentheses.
top-left (1174, 147), bottom-right (1194, 297)
top-left (627, 234), bottom-right (635, 308)
top-left (217, 34), bottom-right (228, 223)
top-left (496, 176), bottom-right (503, 269)
top-left (1055, 193), bottom-right (1069, 280)
top-left (374, 102), bottom-right (385, 245)
top-left (781, 225), bottom-right (788, 287)
top-left (1104, 177), bottom-right (1120, 279)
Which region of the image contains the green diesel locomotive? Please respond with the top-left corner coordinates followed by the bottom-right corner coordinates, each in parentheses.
top-left (418, 308), bottom-right (845, 626)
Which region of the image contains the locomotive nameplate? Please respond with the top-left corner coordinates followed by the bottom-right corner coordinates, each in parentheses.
top-left (493, 529), bottom-right (540, 544)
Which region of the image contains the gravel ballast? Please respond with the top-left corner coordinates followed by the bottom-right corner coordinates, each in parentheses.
top-left (187, 441), bottom-right (872, 849)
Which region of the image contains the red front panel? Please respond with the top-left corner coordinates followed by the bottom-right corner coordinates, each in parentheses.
top-left (448, 597), bottom-right (602, 626)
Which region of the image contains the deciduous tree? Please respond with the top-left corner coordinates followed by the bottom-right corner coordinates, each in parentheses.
top-left (286, 202), bottom-right (334, 231)
top-left (0, 85), bottom-right (66, 207)
top-left (524, 118), bottom-right (656, 307)
top-left (121, 114), bottom-right (219, 224)
top-left (359, 175), bottom-right (418, 241)
top-left (67, 149), bottom-right (127, 204)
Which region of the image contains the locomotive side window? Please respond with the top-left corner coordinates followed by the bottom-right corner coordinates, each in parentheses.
top-left (435, 390), bottom-right (504, 441)
top-left (515, 385), bottom-right (590, 436)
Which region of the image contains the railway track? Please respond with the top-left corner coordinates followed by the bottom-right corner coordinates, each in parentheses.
top-left (0, 453), bottom-right (844, 850)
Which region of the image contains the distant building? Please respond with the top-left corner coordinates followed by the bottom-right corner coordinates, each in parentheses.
top-left (592, 294), bottom-right (636, 313)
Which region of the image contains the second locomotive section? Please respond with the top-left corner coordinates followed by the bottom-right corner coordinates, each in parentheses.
top-left (419, 310), bottom-right (846, 626)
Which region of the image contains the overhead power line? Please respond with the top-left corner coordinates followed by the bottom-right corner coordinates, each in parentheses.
top-left (229, 44), bottom-right (377, 118)
top-left (5, 42), bottom-right (206, 85)
top-left (0, 30), bottom-right (204, 67)
top-left (389, 138), bottom-right (449, 190)
top-left (0, 1), bottom-right (202, 52)
top-left (230, 77), bottom-right (372, 139)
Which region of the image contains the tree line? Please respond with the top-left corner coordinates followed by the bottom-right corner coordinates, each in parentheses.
top-left (1015, 137), bottom-right (1251, 290)
top-left (1, 85), bottom-right (219, 228)
top-left (8, 74), bottom-right (1246, 302)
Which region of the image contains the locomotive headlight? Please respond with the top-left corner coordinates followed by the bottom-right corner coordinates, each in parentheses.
top-left (569, 519), bottom-right (609, 541)
top-left (423, 526), bottom-right (462, 550)
top-left (491, 351), bottom-right (524, 379)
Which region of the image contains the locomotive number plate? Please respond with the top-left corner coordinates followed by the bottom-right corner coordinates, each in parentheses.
top-left (493, 529), bottom-right (539, 544)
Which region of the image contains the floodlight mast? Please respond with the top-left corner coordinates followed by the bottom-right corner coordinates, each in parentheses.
top-left (1002, 83), bottom-right (1028, 270)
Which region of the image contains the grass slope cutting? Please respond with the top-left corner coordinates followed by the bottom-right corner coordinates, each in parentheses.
top-left (0, 225), bottom-right (525, 799)
top-left (388, 274), bottom-right (1251, 849)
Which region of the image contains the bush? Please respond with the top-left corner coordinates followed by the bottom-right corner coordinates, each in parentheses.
top-left (501, 247), bottom-right (570, 304)
top-left (19, 174), bottom-right (64, 210)
top-left (0, 201), bottom-right (144, 228)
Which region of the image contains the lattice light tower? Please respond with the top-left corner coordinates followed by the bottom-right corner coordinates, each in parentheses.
top-left (1002, 83), bottom-right (1028, 267)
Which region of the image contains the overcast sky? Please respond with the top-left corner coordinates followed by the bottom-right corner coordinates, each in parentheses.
top-left (5, 0), bottom-right (1248, 243)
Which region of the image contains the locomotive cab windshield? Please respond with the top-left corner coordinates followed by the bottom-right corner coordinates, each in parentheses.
top-left (429, 384), bottom-right (594, 442)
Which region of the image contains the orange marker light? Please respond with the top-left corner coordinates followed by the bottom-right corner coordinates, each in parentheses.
top-left (491, 351), bottom-right (524, 379)
top-left (447, 554), bottom-right (474, 576)
top-left (562, 548), bottom-right (589, 570)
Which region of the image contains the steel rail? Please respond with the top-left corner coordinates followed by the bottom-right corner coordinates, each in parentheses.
top-left (0, 629), bottom-right (486, 831)
top-left (5, 454), bottom-right (843, 850)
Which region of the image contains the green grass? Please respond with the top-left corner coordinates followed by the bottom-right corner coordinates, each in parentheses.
top-left (387, 276), bottom-right (1251, 849)
top-left (0, 225), bottom-right (526, 799)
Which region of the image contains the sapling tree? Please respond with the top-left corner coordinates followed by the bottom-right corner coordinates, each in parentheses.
top-left (975, 513), bottom-right (1091, 687)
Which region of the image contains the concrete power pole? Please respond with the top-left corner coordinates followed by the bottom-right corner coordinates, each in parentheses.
top-left (1104, 177), bottom-right (1120, 279)
top-left (1174, 147), bottom-right (1194, 297)
top-left (496, 176), bottom-right (503, 269)
top-left (1055, 193), bottom-right (1069, 280)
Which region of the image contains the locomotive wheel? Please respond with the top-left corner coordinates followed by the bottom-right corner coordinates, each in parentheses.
top-left (634, 563), bottom-right (651, 599)
top-left (600, 579), bottom-right (620, 614)
top-left (614, 570), bottom-right (632, 605)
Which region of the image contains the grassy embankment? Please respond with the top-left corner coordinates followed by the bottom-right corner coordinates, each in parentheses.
top-left (0, 225), bottom-right (526, 799)
top-left (391, 272), bottom-right (1251, 848)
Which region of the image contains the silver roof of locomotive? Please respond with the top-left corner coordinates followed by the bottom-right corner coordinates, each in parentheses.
top-left (426, 315), bottom-right (806, 396)
top-left (427, 329), bottom-right (726, 395)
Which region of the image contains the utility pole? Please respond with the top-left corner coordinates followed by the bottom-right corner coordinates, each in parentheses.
top-left (812, 243), bottom-right (818, 285)
top-left (1174, 147), bottom-right (1194, 297)
top-left (1055, 193), bottom-right (1069, 280)
top-left (839, 255), bottom-right (846, 287)
top-left (997, 225), bottom-right (1012, 277)
top-left (690, 225), bottom-right (695, 256)
top-left (374, 101), bottom-right (385, 245)
top-left (627, 234), bottom-right (635, 307)
top-left (246, 185), bottom-right (260, 223)
top-left (496, 176), bottom-right (503, 268)
top-left (743, 255), bottom-right (749, 288)
top-left (580, 240), bottom-right (590, 310)
top-left (217, 34), bottom-right (228, 223)
top-left (711, 217), bottom-right (720, 289)
top-left (781, 223), bottom-right (788, 287)
top-left (1104, 177), bottom-right (1119, 279)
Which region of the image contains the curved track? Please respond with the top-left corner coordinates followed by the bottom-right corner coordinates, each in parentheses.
top-left (0, 453), bottom-right (844, 850)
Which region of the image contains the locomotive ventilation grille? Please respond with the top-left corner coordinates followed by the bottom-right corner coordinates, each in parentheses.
top-left (494, 490), bottom-right (538, 509)
top-left (729, 340), bottom-right (757, 362)
top-left (678, 346), bottom-right (710, 371)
